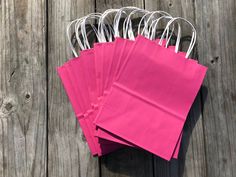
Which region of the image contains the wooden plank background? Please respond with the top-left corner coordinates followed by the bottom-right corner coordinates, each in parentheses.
top-left (0, 0), bottom-right (235, 177)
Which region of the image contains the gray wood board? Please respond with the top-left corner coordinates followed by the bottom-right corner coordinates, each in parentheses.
top-left (195, 0), bottom-right (236, 176)
top-left (0, 0), bottom-right (235, 177)
top-left (47, 0), bottom-right (99, 177)
top-left (0, 0), bottom-right (47, 177)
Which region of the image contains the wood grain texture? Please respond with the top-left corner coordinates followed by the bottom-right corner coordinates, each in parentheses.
top-left (195, 0), bottom-right (236, 176)
top-left (146, 1), bottom-right (207, 177)
top-left (47, 0), bottom-right (99, 177)
top-left (95, 0), bottom-right (144, 12)
top-left (0, 0), bottom-right (47, 177)
top-left (1, 0), bottom-right (236, 177)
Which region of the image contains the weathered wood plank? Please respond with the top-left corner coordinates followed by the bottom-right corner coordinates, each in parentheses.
top-left (47, 0), bottom-right (99, 177)
top-left (0, 0), bottom-right (47, 177)
top-left (1, 1), bottom-right (235, 177)
top-left (95, 0), bottom-right (144, 11)
top-left (95, 1), bottom-right (154, 177)
top-left (146, 1), bottom-right (207, 177)
top-left (195, 0), bottom-right (236, 176)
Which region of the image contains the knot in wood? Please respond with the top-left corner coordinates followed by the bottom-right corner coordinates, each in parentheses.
top-left (0, 96), bottom-right (17, 119)
top-left (22, 91), bottom-right (31, 104)
top-left (5, 102), bottom-right (13, 111)
top-left (24, 92), bottom-right (31, 101)
top-left (210, 56), bottom-right (219, 64)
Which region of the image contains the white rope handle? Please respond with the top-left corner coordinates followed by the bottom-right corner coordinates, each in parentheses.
top-left (149, 16), bottom-right (172, 40)
top-left (74, 17), bottom-right (92, 51)
top-left (138, 11), bottom-right (172, 38)
top-left (101, 23), bottom-right (115, 42)
top-left (123, 8), bottom-right (149, 40)
top-left (80, 13), bottom-right (102, 49)
top-left (149, 15), bottom-right (179, 47)
top-left (66, 18), bottom-right (85, 57)
top-left (159, 17), bottom-right (196, 58)
top-left (159, 20), bottom-right (181, 52)
top-left (137, 11), bottom-right (155, 37)
top-left (66, 13), bottom-right (103, 56)
top-left (113, 6), bottom-right (141, 37)
top-left (98, 9), bottom-right (119, 42)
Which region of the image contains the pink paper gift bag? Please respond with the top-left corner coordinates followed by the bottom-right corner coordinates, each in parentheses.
top-left (57, 64), bottom-right (97, 155)
top-left (57, 16), bottom-right (123, 156)
top-left (96, 36), bottom-right (184, 159)
top-left (95, 18), bottom-right (207, 160)
top-left (94, 17), bottom-right (199, 158)
top-left (94, 42), bottom-right (116, 98)
top-left (94, 8), bottom-right (149, 149)
top-left (57, 55), bottom-right (123, 156)
top-left (77, 50), bottom-right (124, 156)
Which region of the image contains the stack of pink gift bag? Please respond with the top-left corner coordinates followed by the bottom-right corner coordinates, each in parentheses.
top-left (57, 7), bottom-right (207, 161)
